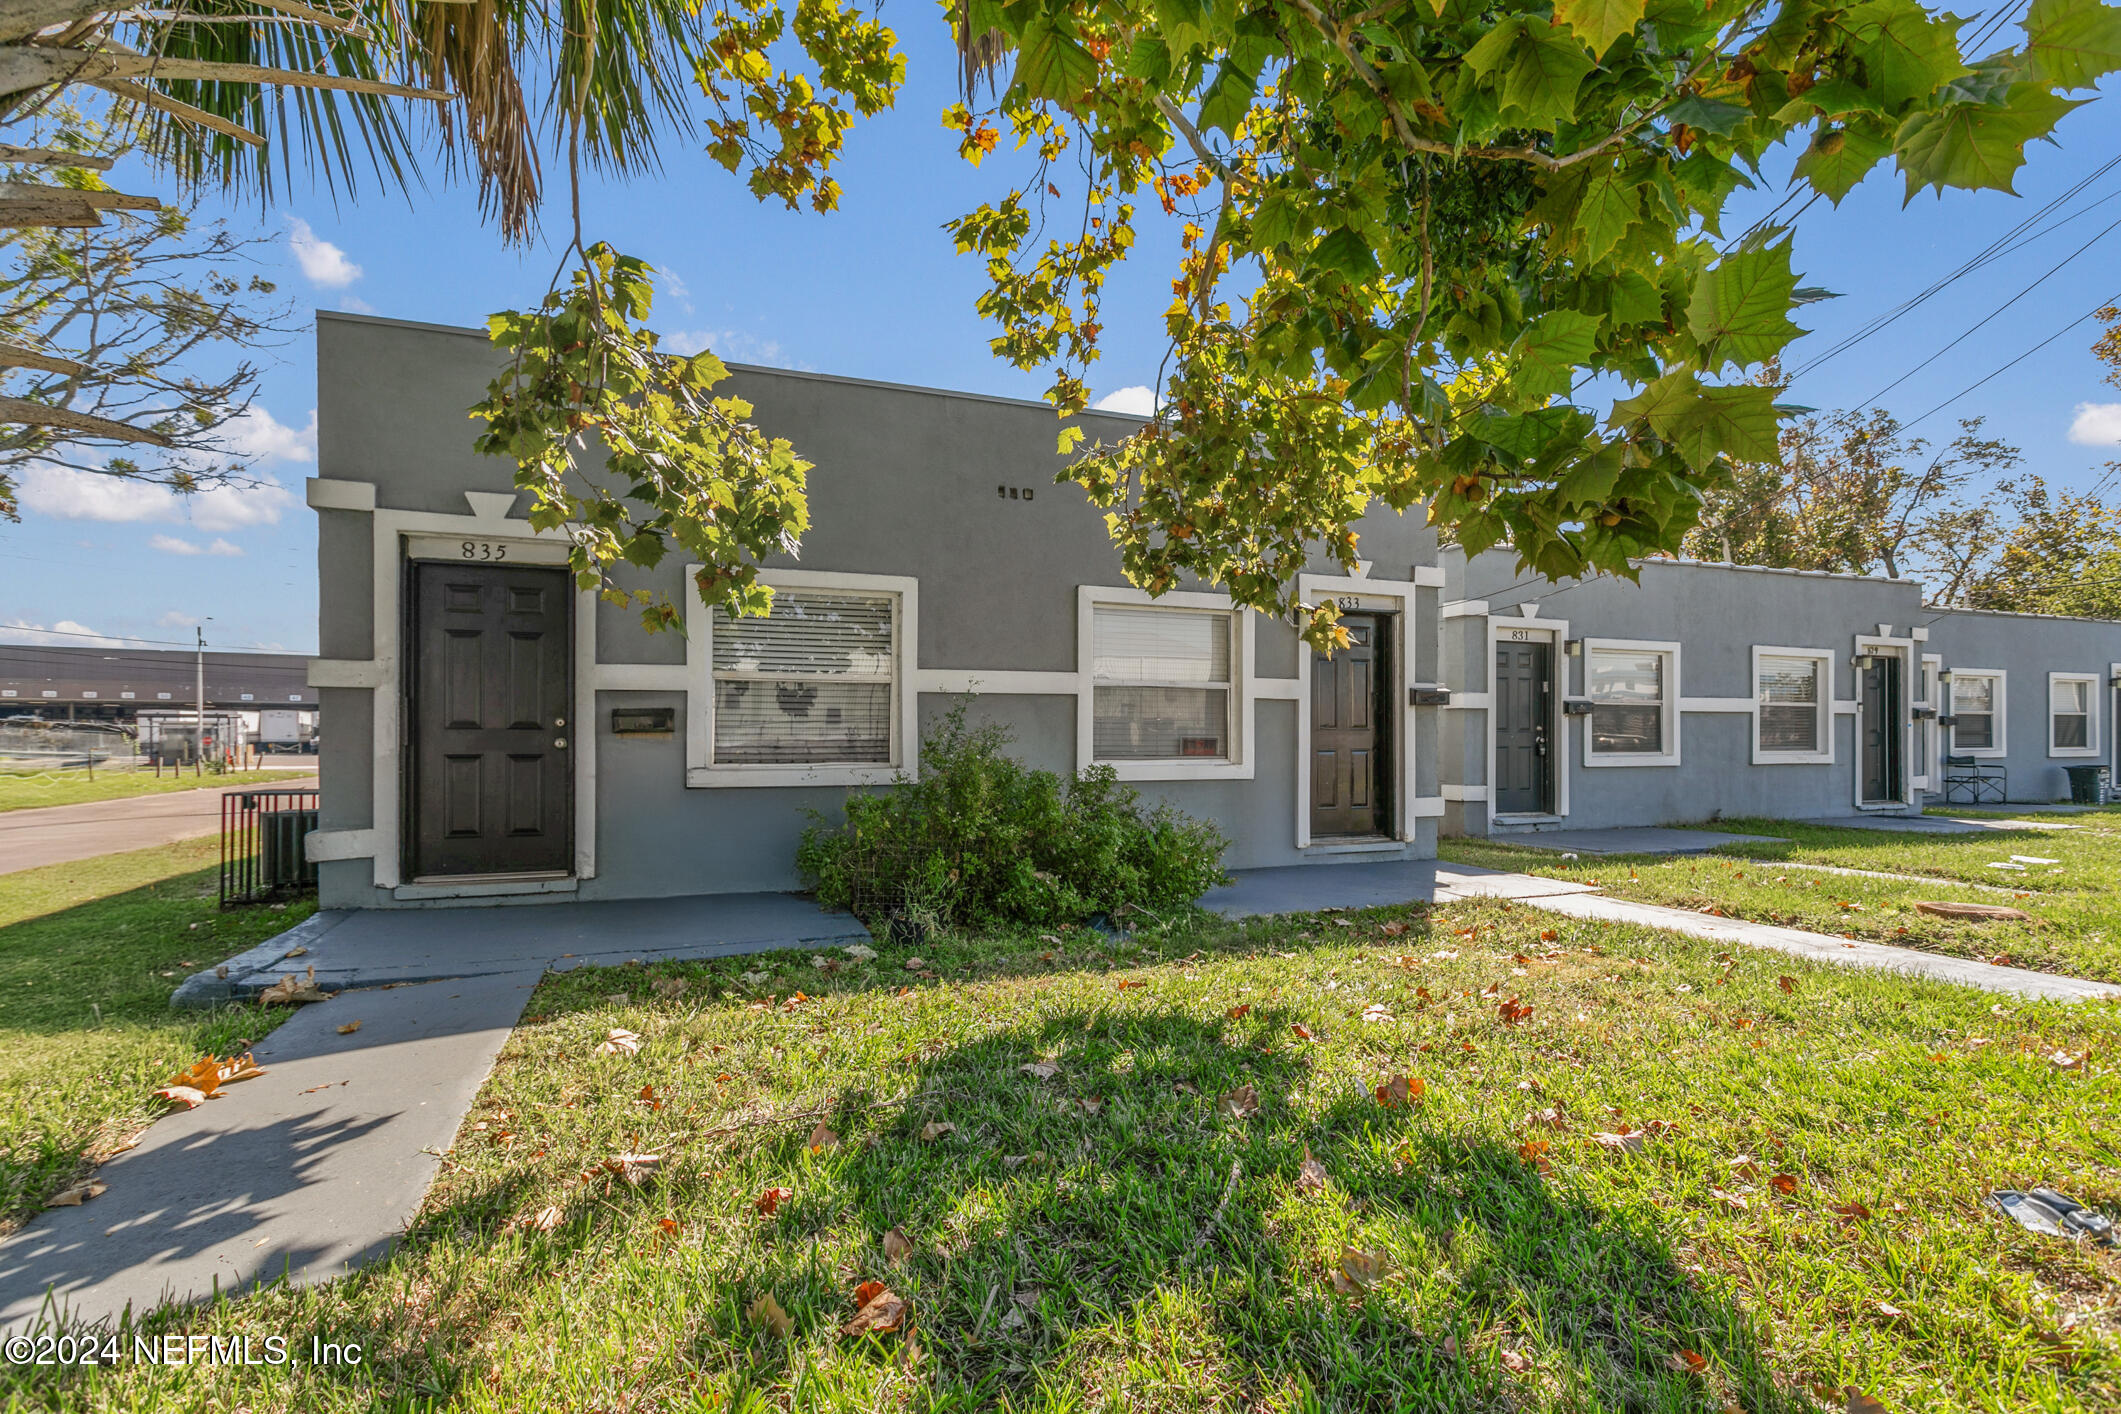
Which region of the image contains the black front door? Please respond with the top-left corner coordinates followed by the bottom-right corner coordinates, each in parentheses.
top-left (1494, 639), bottom-right (1553, 815)
top-left (1860, 654), bottom-right (1904, 804)
top-left (409, 561), bottom-right (573, 878)
top-left (1311, 613), bottom-right (1391, 838)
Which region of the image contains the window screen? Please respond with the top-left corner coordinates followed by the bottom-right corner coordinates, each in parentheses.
top-left (1757, 654), bottom-right (1822, 753)
top-left (1092, 607), bottom-right (1231, 760)
top-left (711, 591), bottom-right (894, 764)
top-left (1588, 648), bottom-right (1664, 755)
top-left (2053, 678), bottom-right (2091, 750)
top-left (1953, 675), bottom-right (1995, 750)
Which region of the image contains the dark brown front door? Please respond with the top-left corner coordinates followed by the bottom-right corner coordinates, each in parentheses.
top-left (1494, 639), bottom-right (1553, 815)
top-left (1311, 613), bottom-right (1391, 838)
top-left (409, 561), bottom-right (573, 878)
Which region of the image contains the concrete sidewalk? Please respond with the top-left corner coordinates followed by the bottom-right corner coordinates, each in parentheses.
top-left (175, 890), bottom-right (872, 1005)
top-left (1483, 826), bottom-right (1785, 855)
top-left (0, 778), bottom-right (317, 875)
top-left (0, 970), bottom-right (535, 1334)
top-left (1800, 814), bottom-right (2082, 835)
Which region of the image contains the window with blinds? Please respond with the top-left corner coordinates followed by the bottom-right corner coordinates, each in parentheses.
top-left (711, 590), bottom-right (895, 765)
top-left (1588, 647), bottom-right (1665, 755)
top-left (1757, 654), bottom-right (1823, 754)
top-left (1092, 606), bottom-right (1231, 760)
top-left (2052, 676), bottom-right (2092, 751)
top-left (1952, 674), bottom-right (1996, 750)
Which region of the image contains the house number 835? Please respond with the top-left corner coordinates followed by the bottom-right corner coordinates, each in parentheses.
top-left (460, 541), bottom-right (508, 561)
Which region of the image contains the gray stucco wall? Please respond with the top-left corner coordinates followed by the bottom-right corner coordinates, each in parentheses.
top-left (313, 314), bottom-right (1441, 907)
top-left (1443, 552), bottom-right (1934, 832)
top-left (1926, 609), bottom-right (2121, 802)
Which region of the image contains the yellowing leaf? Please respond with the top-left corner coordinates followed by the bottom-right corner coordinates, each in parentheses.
top-left (336, 1020), bottom-right (362, 1035)
top-left (1329, 1246), bottom-right (1391, 1294)
top-left (257, 966), bottom-right (330, 1006)
top-left (750, 1291), bottom-right (794, 1339)
top-left (808, 1121), bottom-right (839, 1151)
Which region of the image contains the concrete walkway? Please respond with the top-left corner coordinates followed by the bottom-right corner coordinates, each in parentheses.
top-left (0, 970), bottom-right (535, 1333)
top-left (173, 891), bottom-right (872, 1005)
top-left (1523, 890), bottom-right (2121, 1003)
top-left (1800, 814), bottom-right (2081, 835)
top-left (0, 778), bottom-right (318, 875)
top-left (1484, 826), bottom-right (1785, 855)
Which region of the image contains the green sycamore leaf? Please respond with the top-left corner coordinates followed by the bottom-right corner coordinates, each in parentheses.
top-left (1662, 384), bottom-right (1783, 472)
top-left (1311, 226), bottom-right (1382, 282)
top-left (1576, 165), bottom-right (1640, 264)
top-left (1608, 272), bottom-right (1664, 327)
top-left (1665, 94), bottom-right (1753, 136)
top-left (1123, 34), bottom-right (1173, 84)
top-left (1836, 0), bottom-right (1969, 110)
top-left (1685, 245), bottom-right (1803, 371)
top-left (1551, 0), bottom-right (1646, 56)
top-left (1894, 83), bottom-right (2084, 196)
top-left (1794, 118), bottom-right (1896, 202)
top-left (1511, 309), bottom-right (1602, 400)
top-left (1199, 59), bottom-right (1260, 138)
top-left (1466, 17), bottom-right (1598, 126)
top-left (2023, 0), bottom-right (2121, 88)
top-left (1014, 20), bottom-right (1099, 105)
top-left (1554, 445), bottom-right (1625, 506)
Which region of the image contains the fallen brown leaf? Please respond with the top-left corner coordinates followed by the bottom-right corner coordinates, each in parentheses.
top-left (1769, 1173), bottom-right (1800, 1194)
top-left (1296, 1148), bottom-right (1329, 1193)
top-left (46, 1180), bottom-right (107, 1207)
top-left (1844, 1390), bottom-right (1888, 1414)
top-left (807, 1121), bottom-right (839, 1152)
top-left (1019, 1061), bottom-right (1059, 1079)
top-left (1668, 1348), bottom-right (1708, 1374)
top-left (918, 1121), bottom-right (956, 1142)
top-left (1226, 1003), bottom-right (1252, 1020)
top-left (1777, 975), bottom-right (1796, 994)
top-left (1218, 1084), bottom-right (1260, 1120)
top-left (1591, 1129), bottom-right (1645, 1154)
top-left (595, 1028), bottom-right (642, 1057)
top-left (605, 1153), bottom-right (661, 1186)
top-left (154, 1084), bottom-right (208, 1109)
top-left (1374, 1074), bottom-right (1424, 1107)
top-left (755, 1186), bottom-right (794, 1215)
top-left (842, 1281), bottom-right (907, 1336)
top-left (258, 966), bottom-right (331, 1006)
top-left (882, 1227), bottom-right (913, 1263)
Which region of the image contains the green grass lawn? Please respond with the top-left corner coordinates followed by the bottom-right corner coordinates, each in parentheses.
top-left (1441, 816), bottom-right (2121, 985)
top-left (19, 903), bottom-right (2118, 1413)
top-left (0, 839), bottom-right (310, 1231)
top-left (0, 768), bottom-right (309, 814)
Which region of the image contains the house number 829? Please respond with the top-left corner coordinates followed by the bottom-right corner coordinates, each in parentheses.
top-left (460, 541), bottom-right (508, 561)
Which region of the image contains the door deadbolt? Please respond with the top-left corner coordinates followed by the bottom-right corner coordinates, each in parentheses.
top-left (554, 737), bottom-right (568, 750)
top-left (555, 716), bottom-right (566, 727)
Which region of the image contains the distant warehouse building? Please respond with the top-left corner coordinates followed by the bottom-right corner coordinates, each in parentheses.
top-left (0, 644), bottom-right (316, 723)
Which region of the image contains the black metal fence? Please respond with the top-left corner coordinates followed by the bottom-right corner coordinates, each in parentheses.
top-left (220, 787), bottom-right (320, 908)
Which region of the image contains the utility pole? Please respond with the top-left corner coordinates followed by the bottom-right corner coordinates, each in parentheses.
top-left (195, 624), bottom-right (206, 771)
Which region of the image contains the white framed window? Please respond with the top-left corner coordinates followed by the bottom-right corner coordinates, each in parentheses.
top-left (2049, 672), bottom-right (2100, 757)
top-left (1077, 587), bottom-right (1252, 781)
top-left (1582, 639), bottom-right (1679, 767)
top-left (1752, 646), bottom-right (1833, 764)
top-left (686, 568), bottom-right (918, 788)
top-left (1949, 670), bottom-right (2004, 756)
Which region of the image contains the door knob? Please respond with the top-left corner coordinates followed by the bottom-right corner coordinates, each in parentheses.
top-left (554, 737), bottom-right (568, 750)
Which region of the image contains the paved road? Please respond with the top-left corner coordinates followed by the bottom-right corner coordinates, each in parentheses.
top-left (0, 778), bottom-right (318, 876)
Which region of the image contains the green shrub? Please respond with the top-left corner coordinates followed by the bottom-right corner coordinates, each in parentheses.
top-left (797, 708), bottom-right (1229, 933)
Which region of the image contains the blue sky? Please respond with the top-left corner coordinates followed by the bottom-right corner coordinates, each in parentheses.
top-left (3, 18), bottom-right (2120, 655)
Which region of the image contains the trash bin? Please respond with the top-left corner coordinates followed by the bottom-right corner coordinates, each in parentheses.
top-left (2064, 764), bottom-right (2108, 805)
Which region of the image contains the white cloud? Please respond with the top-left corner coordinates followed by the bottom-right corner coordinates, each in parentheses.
top-left (660, 327), bottom-right (797, 368)
top-left (287, 215), bottom-right (363, 288)
top-left (221, 405), bottom-right (317, 463)
top-left (16, 464), bottom-right (298, 531)
top-left (2069, 401), bottom-right (2121, 446)
top-left (149, 534), bottom-right (245, 557)
top-left (0, 619), bottom-right (125, 647)
top-left (337, 295), bottom-right (378, 316)
top-left (1093, 385), bottom-right (1159, 417)
top-left (156, 610), bottom-right (196, 627)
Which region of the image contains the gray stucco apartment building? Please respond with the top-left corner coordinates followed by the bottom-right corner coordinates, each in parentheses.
top-left (304, 313), bottom-right (2121, 909)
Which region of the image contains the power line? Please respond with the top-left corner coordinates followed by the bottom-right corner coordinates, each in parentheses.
top-left (1851, 211), bottom-right (2121, 409)
top-left (1789, 152), bottom-right (2121, 379)
top-left (1899, 288), bottom-right (2121, 434)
